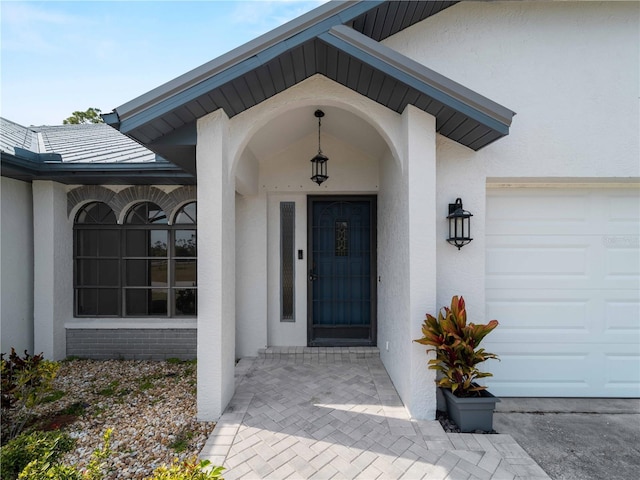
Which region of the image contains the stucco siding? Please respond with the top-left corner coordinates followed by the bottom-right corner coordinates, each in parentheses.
top-left (1, 177), bottom-right (34, 355)
top-left (384, 0), bottom-right (639, 179)
top-left (236, 193), bottom-right (268, 357)
top-left (33, 181), bottom-right (72, 360)
top-left (377, 149), bottom-right (411, 409)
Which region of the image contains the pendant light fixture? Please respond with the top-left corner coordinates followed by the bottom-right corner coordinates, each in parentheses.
top-left (310, 109), bottom-right (328, 186)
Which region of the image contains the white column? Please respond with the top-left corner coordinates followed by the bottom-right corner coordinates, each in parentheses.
top-left (403, 105), bottom-right (438, 419)
top-left (32, 180), bottom-right (72, 360)
top-left (197, 109), bottom-right (236, 420)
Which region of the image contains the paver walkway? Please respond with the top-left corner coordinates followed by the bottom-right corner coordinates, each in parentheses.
top-left (200, 348), bottom-right (550, 480)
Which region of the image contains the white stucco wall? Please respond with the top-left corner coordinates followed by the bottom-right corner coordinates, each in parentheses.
top-left (197, 110), bottom-right (236, 420)
top-left (385, 0), bottom-right (639, 178)
top-left (377, 106), bottom-right (438, 420)
top-left (1, 177), bottom-right (34, 355)
top-left (384, 0), bottom-right (640, 318)
top-left (33, 181), bottom-right (73, 360)
top-left (236, 192), bottom-right (268, 357)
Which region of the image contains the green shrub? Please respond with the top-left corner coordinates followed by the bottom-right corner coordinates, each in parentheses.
top-left (0, 430), bottom-right (75, 480)
top-left (18, 429), bottom-right (112, 480)
top-left (1, 348), bottom-right (60, 441)
top-left (18, 461), bottom-right (84, 480)
top-left (146, 459), bottom-right (224, 480)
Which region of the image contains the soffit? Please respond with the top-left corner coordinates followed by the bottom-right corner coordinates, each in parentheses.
top-left (107, 0), bottom-right (514, 166)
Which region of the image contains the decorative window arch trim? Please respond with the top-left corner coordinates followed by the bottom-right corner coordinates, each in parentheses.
top-left (68, 185), bottom-right (197, 224)
top-left (67, 186), bottom-right (117, 218)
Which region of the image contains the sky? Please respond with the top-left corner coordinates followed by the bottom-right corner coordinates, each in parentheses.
top-left (1, 0), bottom-right (327, 126)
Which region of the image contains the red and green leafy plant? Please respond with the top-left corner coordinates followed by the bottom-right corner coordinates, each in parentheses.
top-left (414, 295), bottom-right (499, 397)
top-left (1, 348), bottom-right (60, 441)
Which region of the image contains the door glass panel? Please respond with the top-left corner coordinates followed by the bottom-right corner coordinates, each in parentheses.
top-left (335, 221), bottom-right (348, 256)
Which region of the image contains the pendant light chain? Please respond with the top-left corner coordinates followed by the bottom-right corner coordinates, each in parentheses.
top-left (317, 114), bottom-right (322, 154)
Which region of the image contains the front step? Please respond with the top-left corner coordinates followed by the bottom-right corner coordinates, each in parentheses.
top-left (258, 346), bottom-right (379, 358)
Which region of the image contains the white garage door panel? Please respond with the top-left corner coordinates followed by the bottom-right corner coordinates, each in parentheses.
top-left (486, 187), bottom-right (640, 397)
top-left (486, 289), bottom-right (639, 345)
top-left (485, 346), bottom-right (640, 397)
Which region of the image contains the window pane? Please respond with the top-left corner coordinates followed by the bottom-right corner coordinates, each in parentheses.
top-left (97, 289), bottom-right (120, 315)
top-left (126, 260), bottom-right (167, 287)
top-left (77, 259), bottom-right (119, 286)
top-left (151, 260), bottom-right (168, 287)
top-left (76, 230), bottom-right (98, 257)
top-left (75, 202), bottom-right (116, 224)
top-left (98, 230), bottom-right (119, 257)
top-left (149, 230), bottom-right (168, 257)
top-left (77, 288), bottom-right (119, 316)
top-left (175, 289), bottom-right (197, 316)
top-left (175, 230), bottom-right (197, 257)
top-left (174, 260), bottom-right (196, 286)
top-left (125, 202), bottom-right (167, 225)
top-left (125, 289), bottom-right (167, 316)
top-left (125, 230), bottom-right (146, 257)
top-left (125, 230), bottom-right (167, 257)
top-left (175, 203), bottom-right (196, 224)
top-left (77, 288), bottom-right (97, 315)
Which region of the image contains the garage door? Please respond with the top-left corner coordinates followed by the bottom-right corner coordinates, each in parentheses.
top-left (485, 187), bottom-right (640, 397)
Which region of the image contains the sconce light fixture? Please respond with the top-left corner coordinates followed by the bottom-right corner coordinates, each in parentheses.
top-left (310, 109), bottom-right (328, 186)
top-left (447, 198), bottom-right (473, 250)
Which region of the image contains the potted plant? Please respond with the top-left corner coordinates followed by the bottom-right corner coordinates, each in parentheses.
top-left (414, 295), bottom-right (500, 432)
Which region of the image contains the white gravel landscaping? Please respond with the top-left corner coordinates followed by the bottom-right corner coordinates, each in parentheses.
top-left (30, 358), bottom-right (216, 479)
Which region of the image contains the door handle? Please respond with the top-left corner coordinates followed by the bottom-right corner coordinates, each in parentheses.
top-left (309, 270), bottom-right (318, 281)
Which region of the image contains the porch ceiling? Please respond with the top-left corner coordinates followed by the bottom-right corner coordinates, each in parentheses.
top-left (104, 0), bottom-right (515, 170)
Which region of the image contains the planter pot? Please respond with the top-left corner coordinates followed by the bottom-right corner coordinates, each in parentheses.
top-left (442, 388), bottom-right (500, 432)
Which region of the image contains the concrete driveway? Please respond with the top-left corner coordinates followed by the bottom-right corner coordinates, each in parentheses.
top-left (493, 398), bottom-right (640, 480)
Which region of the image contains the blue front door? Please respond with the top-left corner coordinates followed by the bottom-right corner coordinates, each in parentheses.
top-left (308, 196), bottom-right (376, 346)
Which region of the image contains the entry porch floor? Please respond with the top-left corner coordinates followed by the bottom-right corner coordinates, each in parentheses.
top-left (200, 347), bottom-right (549, 480)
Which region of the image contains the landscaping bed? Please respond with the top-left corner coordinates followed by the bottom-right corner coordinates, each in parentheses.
top-left (2, 358), bottom-right (215, 479)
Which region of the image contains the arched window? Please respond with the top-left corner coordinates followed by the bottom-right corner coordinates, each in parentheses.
top-left (73, 201), bottom-right (197, 317)
top-left (74, 202), bottom-right (119, 315)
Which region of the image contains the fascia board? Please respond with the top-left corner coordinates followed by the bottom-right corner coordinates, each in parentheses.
top-left (323, 25), bottom-right (516, 131)
top-left (1, 152), bottom-right (193, 182)
top-left (115, 1), bottom-right (384, 124)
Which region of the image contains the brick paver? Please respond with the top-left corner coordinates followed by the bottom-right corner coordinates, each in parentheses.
top-left (200, 348), bottom-right (550, 480)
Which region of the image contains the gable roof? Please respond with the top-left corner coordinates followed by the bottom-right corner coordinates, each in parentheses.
top-left (0, 118), bottom-right (193, 184)
top-left (104, 0), bottom-right (515, 169)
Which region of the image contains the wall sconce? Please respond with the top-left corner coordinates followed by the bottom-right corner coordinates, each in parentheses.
top-left (447, 198), bottom-right (473, 250)
top-left (310, 110), bottom-right (328, 186)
